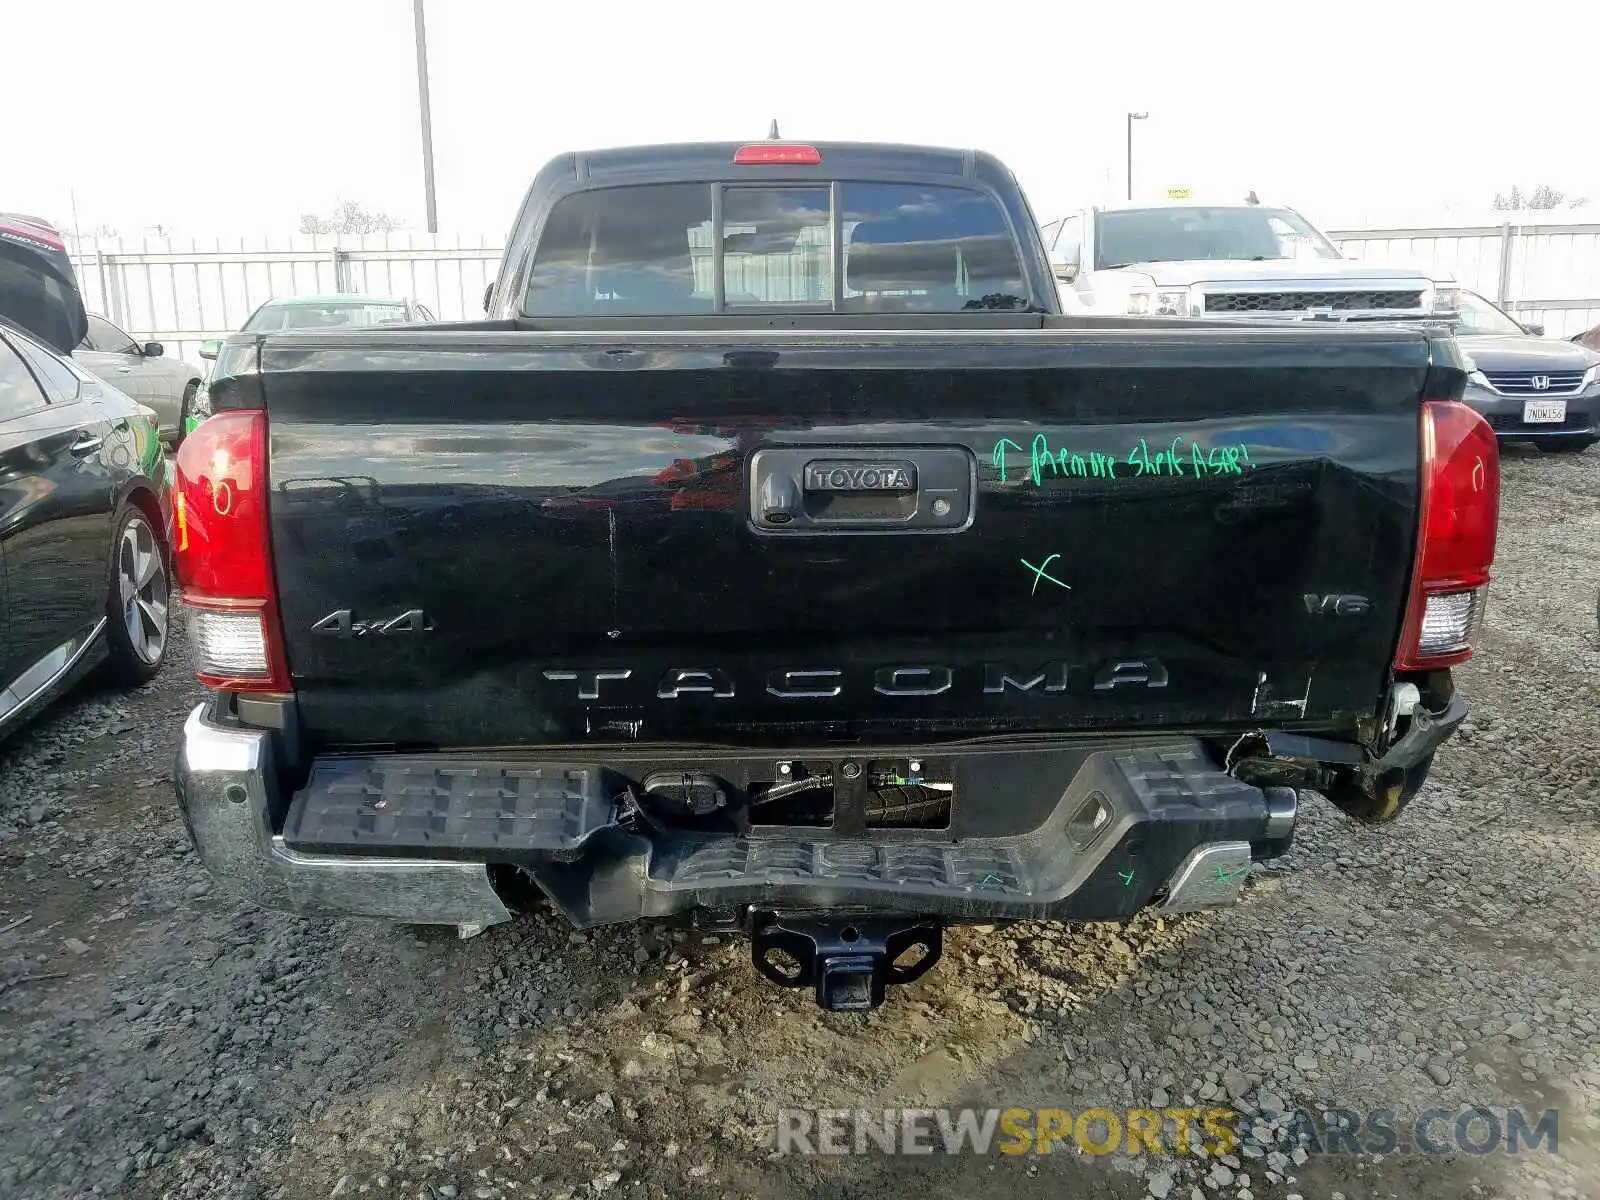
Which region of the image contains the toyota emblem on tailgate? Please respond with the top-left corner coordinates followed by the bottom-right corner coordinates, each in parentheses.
top-left (1530, 375), bottom-right (1552, 390)
top-left (803, 460), bottom-right (918, 492)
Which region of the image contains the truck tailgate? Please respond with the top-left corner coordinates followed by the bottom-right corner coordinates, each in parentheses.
top-left (258, 326), bottom-right (1429, 748)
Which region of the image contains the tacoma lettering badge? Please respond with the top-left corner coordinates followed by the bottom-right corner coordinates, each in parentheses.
top-left (539, 658), bottom-right (1170, 701)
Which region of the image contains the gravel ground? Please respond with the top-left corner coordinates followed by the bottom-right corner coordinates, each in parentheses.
top-left (0, 444), bottom-right (1596, 1200)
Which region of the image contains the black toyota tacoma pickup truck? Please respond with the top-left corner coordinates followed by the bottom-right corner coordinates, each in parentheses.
top-left (173, 140), bottom-right (1500, 1011)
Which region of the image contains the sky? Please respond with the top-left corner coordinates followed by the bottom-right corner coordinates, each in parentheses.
top-left (7, 0), bottom-right (1599, 239)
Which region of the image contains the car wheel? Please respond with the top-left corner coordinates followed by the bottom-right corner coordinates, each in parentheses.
top-left (1540, 435), bottom-right (1598, 454)
top-left (104, 504), bottom-right (170, 686)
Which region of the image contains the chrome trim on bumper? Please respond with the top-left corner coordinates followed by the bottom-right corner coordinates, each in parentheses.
top-left (174, 704), bottom-right (513, 928)
top-left (1160, 841), bottom-right (1253, 913)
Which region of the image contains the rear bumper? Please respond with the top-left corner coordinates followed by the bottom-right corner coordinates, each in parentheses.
top-left (174, 704), bottom-right (1315, 931)
top-left (173, 705), bottom-right (513, 929)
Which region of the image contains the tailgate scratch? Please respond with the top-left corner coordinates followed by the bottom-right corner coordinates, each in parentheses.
top-left (1251, 667), bottom-right (1314, 718)
top-left (607, 508), bottom-right (621, 638)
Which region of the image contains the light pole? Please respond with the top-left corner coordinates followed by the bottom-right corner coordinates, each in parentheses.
top-left (413, 0), bottom-right (439, 233)
top-left (1126, 112), bottom-right (1148, 201)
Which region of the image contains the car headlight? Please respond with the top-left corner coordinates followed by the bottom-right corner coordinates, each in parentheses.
top-left (1127, 289), bottom-right (1189, 317)
top-left (1583, 363), bottom-right (1600, 390)
top-left (1467, 368), bottom-right (1494, 391)
top-left (1432, 286), bottom-right (1462, 314)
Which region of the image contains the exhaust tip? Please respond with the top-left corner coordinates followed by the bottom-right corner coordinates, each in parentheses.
top-left (1262, 785), bottom-right (1298, 840)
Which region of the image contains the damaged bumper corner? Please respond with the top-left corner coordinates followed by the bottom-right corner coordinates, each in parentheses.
top-left (1374, 693), bottom-right (1469, 773)
top-left (173, 704), bottom-right (513, 930)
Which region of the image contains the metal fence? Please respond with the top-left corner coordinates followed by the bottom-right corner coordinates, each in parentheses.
top-left (66, 222), bottom-right (1600, 365)
top-left (66, 233), bottom-right (503, 364)
top-left (1327, 222), bottom-right (1600, 339)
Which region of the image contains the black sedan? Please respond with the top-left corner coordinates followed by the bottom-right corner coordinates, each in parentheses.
top-left (1455, 290), bottom-right (1599, 452)
top-left (0, 318), bottom-right (173, 740)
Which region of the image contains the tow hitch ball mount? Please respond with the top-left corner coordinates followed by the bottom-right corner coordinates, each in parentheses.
top-left (750, 912), bottom-right (943, 1012)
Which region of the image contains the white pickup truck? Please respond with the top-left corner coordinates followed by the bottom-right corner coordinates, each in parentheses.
top-left (1040, 198), bottom-right (1460, 321)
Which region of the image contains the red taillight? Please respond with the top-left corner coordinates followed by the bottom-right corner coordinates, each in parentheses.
top-left (173, 409), bottom-right (290, 693)
top-left (1394, 400), bottom-right (1500, 670)
top-left (732, 144), bottom-right (821, 165)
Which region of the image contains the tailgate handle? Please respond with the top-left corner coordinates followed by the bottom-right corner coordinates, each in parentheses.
top-left (749, 447), bottom-right (973, 535)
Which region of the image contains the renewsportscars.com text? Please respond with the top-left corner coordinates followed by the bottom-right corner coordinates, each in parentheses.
top-left (775, 1106), bottom-right (1560, 1158)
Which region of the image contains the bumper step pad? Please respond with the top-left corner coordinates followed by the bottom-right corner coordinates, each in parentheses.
top-left (658, 838), bottom-right (1030, 896)
top-left (283, 760), bottom-right (611, 856)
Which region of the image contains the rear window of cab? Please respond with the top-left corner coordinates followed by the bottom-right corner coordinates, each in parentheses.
top-left (522, 182), bottom-right (1031, 316)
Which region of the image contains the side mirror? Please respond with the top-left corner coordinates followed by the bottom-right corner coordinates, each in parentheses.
top-left (483, 282), bottom-right (495, 313)
top-left (1047, 250), bottom-right (1079, 283)
top-left (141, 341), bottom-right (165, 358)
top-left (1520, 322), bottom-right (1545, 337)
top-left (198, 339), bottom-right (222, 360)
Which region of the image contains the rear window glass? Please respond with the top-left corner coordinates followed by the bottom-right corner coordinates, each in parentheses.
top-left (521, 181), bottom-right (1029, 316)
top-left (0, 250), bottom-right (80, 354)
top-left (843, 183), bottom-right (1027, 312)
top-left (723, 186), bottom-right (832, 304)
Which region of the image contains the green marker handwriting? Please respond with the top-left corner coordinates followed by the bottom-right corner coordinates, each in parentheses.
top-left (1025, 433), bottom-right (1122, 485)
top-left (1117, 869), bottom-right (1135, 887)
top-left (991, 433), bottom-right (1251, 486)
top-left (992, 438), bottom-right (1024, 483)
top-left (1020, 554), bottom-right (1071, 595)
top-left (1215, 864), bottom-right (1250, 882)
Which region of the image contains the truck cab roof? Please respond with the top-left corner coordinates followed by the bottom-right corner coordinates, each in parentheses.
top-left (541, 140), bottom-right (1008, 186)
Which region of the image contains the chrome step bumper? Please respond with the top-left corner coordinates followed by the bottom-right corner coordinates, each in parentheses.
top-left (173, 705), bottom-right (512, 929)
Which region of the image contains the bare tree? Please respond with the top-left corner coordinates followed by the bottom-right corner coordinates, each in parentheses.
top-left (299, 199), bottom-right (405, 236)
top-left (1492, 184), bottom-right (1584, 211)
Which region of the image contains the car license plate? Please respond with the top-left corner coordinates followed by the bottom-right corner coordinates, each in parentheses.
top-left (1523, 399), bottom-right (1567, 424)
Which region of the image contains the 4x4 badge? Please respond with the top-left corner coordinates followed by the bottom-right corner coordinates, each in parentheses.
top-left (311, 609), bottom-right (435, 638)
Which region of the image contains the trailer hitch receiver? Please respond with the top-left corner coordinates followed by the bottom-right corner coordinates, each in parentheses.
top-left (750, 912), bottom-right (942, 1011)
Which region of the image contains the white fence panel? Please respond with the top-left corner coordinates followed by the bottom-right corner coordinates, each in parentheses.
top-left (1329, 222), bottom-right (1600, 338)
top-left (64, 232), bottom-right (506, 364)
top-left (339, 240), bottom-right (502, 325)
top-left (1330, 229), bottom-right (1506, 296)
top-left (66, 223), bottom-right (1600, 364)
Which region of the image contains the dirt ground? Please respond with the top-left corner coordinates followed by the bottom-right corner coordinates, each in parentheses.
top-left (1, 444), bottom-right (1596, 1200)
